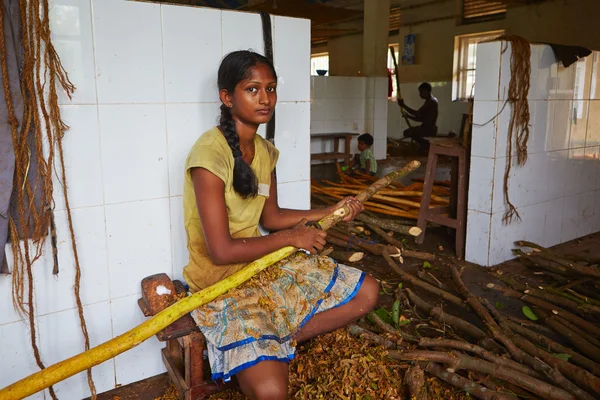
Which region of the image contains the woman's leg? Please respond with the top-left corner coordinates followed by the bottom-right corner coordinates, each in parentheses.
top-left (236, 360), bottom-right (289, 400)
top-left (293, 274), bottom-right (379, 343)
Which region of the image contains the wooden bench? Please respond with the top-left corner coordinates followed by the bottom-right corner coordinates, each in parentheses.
top-left (138, 273), bottom-right (234, 399)
top-left (310, 133), bottom-right (358, 165)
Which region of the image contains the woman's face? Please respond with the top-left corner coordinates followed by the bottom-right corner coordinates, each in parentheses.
top-left (226, 63), bottom-right (277, 126)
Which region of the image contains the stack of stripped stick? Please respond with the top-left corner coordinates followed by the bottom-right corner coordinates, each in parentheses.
top-left (311, 164), bottom-right (451, 220)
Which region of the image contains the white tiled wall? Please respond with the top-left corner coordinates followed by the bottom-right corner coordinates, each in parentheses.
top-left (466, 42), bottom-right (600, 266)
top-left (0, 0), bottom-right (311, 397)
top-left (310, 76), bottom-right (388, 160)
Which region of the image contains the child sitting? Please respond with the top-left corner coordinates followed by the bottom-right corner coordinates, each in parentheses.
top-left (346, 133), bottom-right (377, 176)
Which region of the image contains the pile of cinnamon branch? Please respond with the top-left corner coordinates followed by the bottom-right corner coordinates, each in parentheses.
top-left (311, 163), bottom-right (451, 220)
top-left (342, 242), bottom-right (600, 400)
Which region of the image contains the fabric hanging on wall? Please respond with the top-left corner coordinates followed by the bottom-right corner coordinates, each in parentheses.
top-left (547, 44), bottom-right (592, 68)
top-left (0, 0), bottom-right (43, 274)
top-left (0, 0), bottom-right (21, 274)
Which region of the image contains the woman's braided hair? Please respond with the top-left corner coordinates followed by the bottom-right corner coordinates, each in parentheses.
top-left (218, 50), bottom-right (277, 198)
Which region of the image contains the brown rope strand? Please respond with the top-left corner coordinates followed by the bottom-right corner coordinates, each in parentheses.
top-left (3, 0), bottom-right (93, 397)
top-left (495, 36), bottom-right (531, 224)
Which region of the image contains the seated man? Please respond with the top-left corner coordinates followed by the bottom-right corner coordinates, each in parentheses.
top-left (398, 82), bottom-right (438, 152)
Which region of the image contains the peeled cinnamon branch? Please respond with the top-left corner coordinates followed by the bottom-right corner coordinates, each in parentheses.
top-left (318, 160), bottom-right (421, 230)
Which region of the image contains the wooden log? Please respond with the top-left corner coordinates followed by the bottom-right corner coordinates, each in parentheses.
top-left (368, 311), bottom-right (418, 343)
top-left (404, 365), bottom-right (428, 400)
top-left (328, 229), bottom-right (402, 258)
top-left (505, 320), bottom-right (600, 376)
top-left (469, 372), bottom-right (532, 399)
top-left (453, 267), bottom-right (586, 398)
top-left (534, 308), bottom-right (600, 364)
top-left (424, 363), bottom-right (518, 400)
top-left (385, 253), bottom-right (466, 309)
top-left (516, 241), bottom-right (600, 279)
top-left (404, 288), bottom-right (502, 352)
top-left (559, 315), bottom-right (600, 349)
top-left (514, 249), bottom-right (573, 276)
top-left (346, 324), bottom-right (394, 349)
top-left (418, 338), bottom-right (539, 378)
top-left (504, 315), bottom-right (556, 336)
top-left (389, 350), bottom-right (576, 400)
top-left (321, 180), bottom-right (449, 203)
top-left (490, 283), bottom-right (600, 339)
top-left (490, 272), bottom-right (586, 315)
top-left (329, 251), bottom-right (364, 263)
top-left (482, 301), bottom-right (600, 399)
top-left (311, 185), bottom-right (417, 214)
top-left (412, 177), bottom-right (452, 187)
top-left (0, 163), bottom-right (422, 400)
top-left (510, 335), bottom-right (600, 399)
top-left (356, 213), bottom-right (421, 236)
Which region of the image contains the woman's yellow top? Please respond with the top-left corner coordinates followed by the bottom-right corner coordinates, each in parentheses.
top-left (182, 127), bottom-right (279, 292)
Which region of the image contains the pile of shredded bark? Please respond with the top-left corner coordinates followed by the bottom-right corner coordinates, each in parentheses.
top-left (204, 329), bottom-right (466, 400)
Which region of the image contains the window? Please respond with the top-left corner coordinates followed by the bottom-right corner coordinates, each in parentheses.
top-left (311, 53), bottom-right (329, 76)
top-left (462, 0), bottom-right (506, 24)
top-left (452, 31), bottom-right (504, 101)
top-left (387, 44), bottom-right (400, 99)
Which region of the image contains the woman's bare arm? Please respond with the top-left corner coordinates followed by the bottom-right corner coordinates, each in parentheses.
top-left (191, 168), bottom-right (327, 265)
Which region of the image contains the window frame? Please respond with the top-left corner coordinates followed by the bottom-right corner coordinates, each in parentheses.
top-left (452, 30), bottom-right (504, 101)
top-left (460, 0), bottom-right (507, 25)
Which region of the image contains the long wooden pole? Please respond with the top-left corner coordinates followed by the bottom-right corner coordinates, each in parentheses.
top-left (0, 161), bottom-right (421, 400)
top-left (389, 46), bottom-right (412, 129)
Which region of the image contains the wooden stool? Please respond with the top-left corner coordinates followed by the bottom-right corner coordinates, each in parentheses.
top-left (138, 273), bottom-right (231, 399)
top-left (415, 141), bottom-right (468, 259)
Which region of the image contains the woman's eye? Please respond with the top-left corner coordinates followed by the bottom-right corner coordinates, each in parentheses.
top-left (267, 87), bottom-right (277, 93)
top-left (247, 87), bottom-right (257, 93)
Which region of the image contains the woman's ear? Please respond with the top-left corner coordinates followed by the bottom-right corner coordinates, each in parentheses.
top-left (219, 89), bottom-right (232, 108)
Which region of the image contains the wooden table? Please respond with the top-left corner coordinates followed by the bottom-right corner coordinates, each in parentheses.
top-left (310, 133), bottom-right (358, 165)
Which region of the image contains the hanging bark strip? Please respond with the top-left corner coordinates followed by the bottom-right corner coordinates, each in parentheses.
top-left (494, 36), bottom-right (531, 224)
top-left (0, 162), bottom-right (421, 400)
top-left (1, 0), bottom-right (98, 397)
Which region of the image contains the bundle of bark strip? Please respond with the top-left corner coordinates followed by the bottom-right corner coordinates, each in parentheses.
top-left (311, 163), bottom-right (451, 220)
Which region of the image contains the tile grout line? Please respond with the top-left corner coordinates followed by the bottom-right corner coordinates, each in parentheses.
top-left (160, 4), bottom-right (176, 280)
top-left (88, 0), bottom-right (118, 387)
